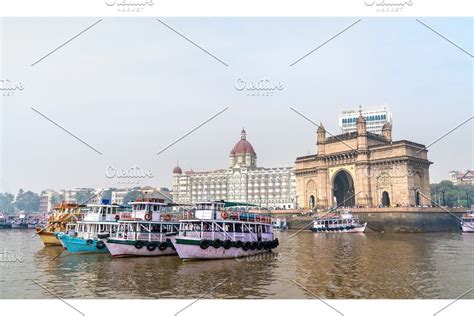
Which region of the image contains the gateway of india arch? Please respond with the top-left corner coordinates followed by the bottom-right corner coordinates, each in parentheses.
top-left (295, 113), bottom-right (432, 209)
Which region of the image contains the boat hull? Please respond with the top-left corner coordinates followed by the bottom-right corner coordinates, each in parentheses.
top-left (57, 233), bottom-right (109, 254)
top-left (37, 230), bottom-right (62, 246)
top-left (173, 238), bottom-right (274, 260)
top-left (312, 222), bottom-right (367, 233)
top-left (461, 223), bottom-right (474, 233)
top-left (105, 239), bottom-right (177, 257)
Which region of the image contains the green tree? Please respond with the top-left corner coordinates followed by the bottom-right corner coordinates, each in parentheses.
top-left (0, 193), bottom-right (14, 212)
top-left (14, 190), bottom-right (40, 213)
top-left (430, 181), bottom-right (474, 207)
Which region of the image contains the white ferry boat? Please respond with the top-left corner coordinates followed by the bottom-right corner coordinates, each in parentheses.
top-left (272, 217), bottom-right (288, 230)
top-left (105, 198), bottom-right (181, 257)
top-left (312, 209), bottom-right (367, 233)
top-left (56, 201), bottom-right (128, 253)
top-left (173, 201), bottom-right (279, 260)
top-left (460, 210), bottom-right (474, 233)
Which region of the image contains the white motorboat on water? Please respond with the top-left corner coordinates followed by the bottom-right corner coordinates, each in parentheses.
top-left (271, 217), bottom-right (288, 230)
top-left (312, 209), bottom-right (367, 233)
top-left (172, 200), bottom-right (279, 260)
top-left (105, 198), bottom-right (181, 257)
top-left (461, 210), bottom-right (474, 233)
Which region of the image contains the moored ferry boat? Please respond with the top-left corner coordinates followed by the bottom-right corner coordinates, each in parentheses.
top-left (312, 209), bottom-right (367, 233)
top-left (0, 213), bottom-right (11, 229)
top-left (461, 210), bottom-right (474, 233)
top-left (173, 201), bottom-right (279, 260)
top-left (36, 202), bottom-right (83, 246)
top-left (57, 202), bottom-right (127, 254)
top-left (105, 198), bottom-right (180, 257)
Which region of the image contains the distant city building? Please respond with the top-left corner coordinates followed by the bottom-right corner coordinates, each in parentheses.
top-left (111, 190), bottom-right (129, 205)
top-left (449, 170), bottom-right (474, 185)
top-left (39, 190), bottom-right (58, 213)
top-left (339, 106), bottom-right (392, 135)
top-left (172, 129), bottom-right (296, 209)
top-left (140, 186), bottom-right (173, 204)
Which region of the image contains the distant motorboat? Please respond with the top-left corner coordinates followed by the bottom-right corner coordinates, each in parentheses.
top-left (312, 209), bottom-right (367, 233)
top-left (461, 210), bottom-right (474, 233)
top-left (272, 217), bottom-right (288, 230)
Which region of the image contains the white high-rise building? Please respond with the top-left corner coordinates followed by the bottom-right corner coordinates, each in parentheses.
top-left (172, 129), bottom-right (296, 209)
top-left (339, 106), bottom-right (392, 135)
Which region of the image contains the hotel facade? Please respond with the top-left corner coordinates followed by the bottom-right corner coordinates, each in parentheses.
top-left (172, 129), bottom-right (296, 209)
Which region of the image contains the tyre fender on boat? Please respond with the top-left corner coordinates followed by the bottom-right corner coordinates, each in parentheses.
top-left (213, 239), bottom-right (222, 248)
top-left (96, 240), bottom-right (106, 249)
top-left (86, 239), bottom-right (93, 245)
top-left (158, 242), bottom-right (168, 251)
top-left (257, 241), bottom-right (264, 250)
top-left (135, 240), bottom-right (144, 249)
top-left (250, 242), bottom-right (258, 250)
top-left (200, 239), bottom-right (210, 250)
top-left (223, 240), bottom-right (232, 249)
top-left (242, 241), bottom-right (251, 251)
top-left (235, 240), bottom-right (243, 248)
top-left (147, 243), bottom-right (157, 251)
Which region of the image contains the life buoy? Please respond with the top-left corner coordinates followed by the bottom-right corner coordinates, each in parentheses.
top-left (96, 240), bottom-right (106, 249)
top-left (199, 239), bottom-right (210, 250)
top-left (144, 213), bottom-right (152, 221)
top-left (220, 211), bottom-right (228, 220)
top-left (114, 214), bottom-right (120, 221)
top-left (135, 241), bottom-right (144, 249)
top-left (164, 214), bottom-right (171, 222)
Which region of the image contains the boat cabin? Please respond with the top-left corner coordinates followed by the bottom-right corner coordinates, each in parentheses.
top-left (126, 198), bottom-right (170, 221)
top-left (193, 201), bottom-right (226, 220)
top-left (83, 204), bottom-right (124, 222)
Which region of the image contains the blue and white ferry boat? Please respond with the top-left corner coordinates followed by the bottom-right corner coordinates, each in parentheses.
top-left (56, 200), bottom-right (128, 254)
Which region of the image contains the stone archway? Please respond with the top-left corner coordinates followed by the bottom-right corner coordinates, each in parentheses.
top-left (332, 170), bottom-right (355, 207)
top-left (309, 195), bottom-right (315, 209)
top-left (305, 180), bottom-right (317, 209)
top-left (382, 191), bottom-right (390, 207)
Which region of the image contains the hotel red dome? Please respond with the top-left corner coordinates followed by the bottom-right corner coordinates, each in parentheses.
top-left (230, 129), bottom-right (255, 155)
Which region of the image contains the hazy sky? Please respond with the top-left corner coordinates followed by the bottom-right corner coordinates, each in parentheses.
top-left (1, 17), bottom-right (472, 193)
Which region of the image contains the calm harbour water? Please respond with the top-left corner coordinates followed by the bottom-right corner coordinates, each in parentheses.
top-left (0, 229), bottom-right (473, 299)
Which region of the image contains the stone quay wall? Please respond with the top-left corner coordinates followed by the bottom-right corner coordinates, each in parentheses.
top-left (285, 207), bottom-right (469, 233)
